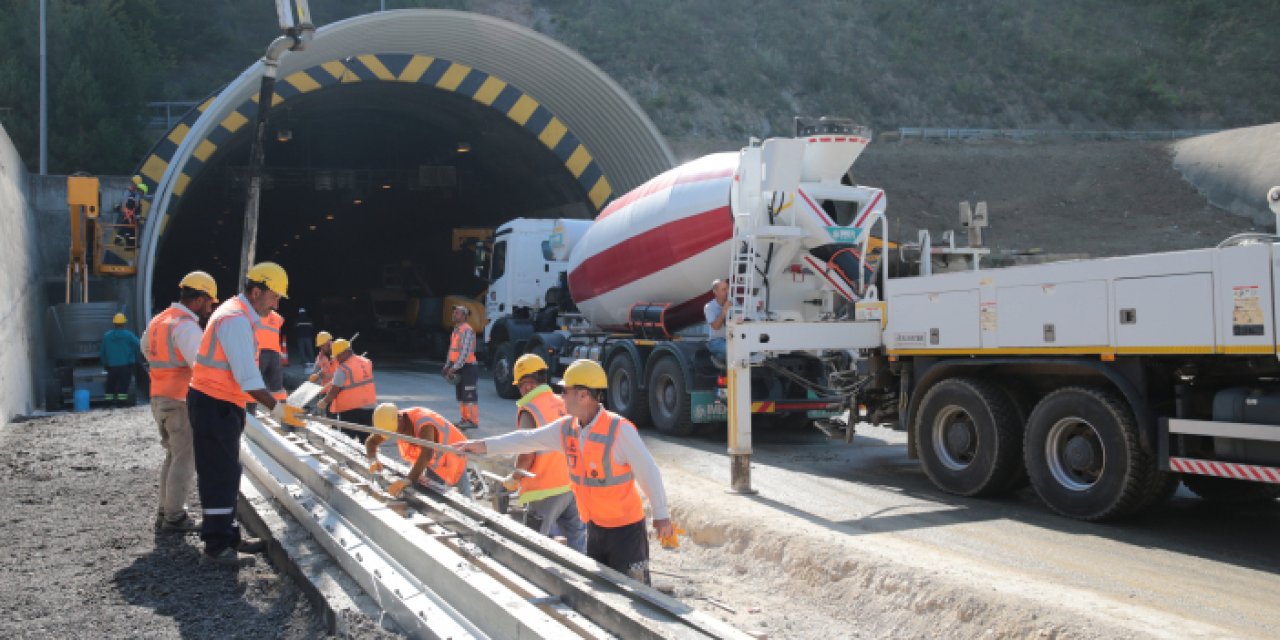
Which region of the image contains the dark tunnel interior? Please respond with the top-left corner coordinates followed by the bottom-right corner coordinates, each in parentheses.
top-left (153, 82), bottom-right (593, 344)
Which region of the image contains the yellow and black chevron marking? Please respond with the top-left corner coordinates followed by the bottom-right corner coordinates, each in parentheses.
top-left (135, 53), bottom-right (614, 238)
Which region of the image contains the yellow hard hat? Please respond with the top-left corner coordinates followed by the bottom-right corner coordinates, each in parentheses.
top-left (331, 338), bottom-right (351, 356)
top-left (178, 270), bottom-right (218, 302)
top-left (246, 261), bottom-right (289, 298)
top-left (373, 402), bottom-right (399, 432)
top-left (315, 331), bottom-right (332, 347)
top-left (562, 359), bottom-right (607, 389)
top-left (112, 313), bottom-right (127, 325)
top-left (131, 175), bottom-right (142, 186)
top-left (512, 353), bottom-right (549, 385)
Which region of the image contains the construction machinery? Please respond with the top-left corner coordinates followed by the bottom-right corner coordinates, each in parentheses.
top-left (486, 116), bottom-right (1280, 519)
top-left (46, 175), bottom-right (140, 409)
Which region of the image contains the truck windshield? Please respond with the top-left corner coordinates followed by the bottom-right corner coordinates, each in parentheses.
top-left (489, 240), bottom-right (507, 283)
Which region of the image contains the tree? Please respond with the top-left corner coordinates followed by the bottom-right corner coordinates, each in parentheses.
top-left (0, 0), bottom-right (168, 174)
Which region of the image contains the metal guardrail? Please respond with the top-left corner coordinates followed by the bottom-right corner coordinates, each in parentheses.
top-left (896, 127), bottom-right (1220, 141)
top-left (146, 100), bottom-right (201, 129)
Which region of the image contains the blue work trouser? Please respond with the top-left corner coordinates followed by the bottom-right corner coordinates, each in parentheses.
top-left (527, 491), bottom-right (588, 554)
top-left (187, 387), bottom-right (246, 556)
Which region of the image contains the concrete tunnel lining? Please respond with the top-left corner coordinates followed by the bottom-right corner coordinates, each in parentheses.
top-left (136, 8), bottom-right (674, 321)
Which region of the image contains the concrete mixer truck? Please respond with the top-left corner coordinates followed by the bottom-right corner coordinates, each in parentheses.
top-left (481, 118), bottom-right (903, 436)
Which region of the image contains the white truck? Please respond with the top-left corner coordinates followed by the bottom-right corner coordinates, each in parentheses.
top-left (488, 118), bottom-right (1280, 520)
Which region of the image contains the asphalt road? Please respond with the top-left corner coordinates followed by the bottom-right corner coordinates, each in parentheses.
top-left (343, 358), bottom-right (1280, 638)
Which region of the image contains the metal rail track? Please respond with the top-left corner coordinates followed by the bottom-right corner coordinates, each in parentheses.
top-left (241, 413), bottom-right (751, 640)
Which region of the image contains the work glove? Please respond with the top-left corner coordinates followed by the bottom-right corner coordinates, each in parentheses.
top-left (270, 402), bottom-right (305, 427)
top-left (369, 460), bottom-right (384, 474)
top-left (308, 373), bottom-right (319, 384)
top-left (501, 473), bottom-right (519, 493)
top-left (387, 479), bottom-right (411, 497)
top-left (653, 519), bottom-right (683, 549)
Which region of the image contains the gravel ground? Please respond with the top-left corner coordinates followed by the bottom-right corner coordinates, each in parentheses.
top-left (0, 407), bottom-right (334, 639)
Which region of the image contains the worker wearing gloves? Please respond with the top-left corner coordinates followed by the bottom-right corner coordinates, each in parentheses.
top-left (255, 310), bottom-right (287, 402)
top-left (502, 354), bottom-right (586, 553)
top-left (308, 331), bottom-right (336, 385)
top-left (366, 402), bottom-right (471, 498)
top-left (101, 312), bottom-right (141, 407)
top-left (318, 338), bottom-right (377, 442)
top-left (456, 359), bottom-right (673, 584)
top-left (143, 271), bottom-right (218, 533)
top-left (444, 305), bottom-right (479, 429)
top-left (188, 262), bottom-right (303, 566)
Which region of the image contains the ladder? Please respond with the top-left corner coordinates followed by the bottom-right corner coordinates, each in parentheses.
top-left (729, 218), bottom-right (763, 322)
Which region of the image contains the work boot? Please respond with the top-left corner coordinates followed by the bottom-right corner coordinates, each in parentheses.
top-left (200, 547), bottom-right (244, 567)
top-left (160, 513), bottom-right (201, 533)
top-left (457, 419), bottom-right (477, 431)
top-left (236, 537), bottom-right (266, 554)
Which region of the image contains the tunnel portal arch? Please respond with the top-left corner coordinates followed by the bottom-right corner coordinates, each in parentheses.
top-left (134, 9), bottom-right (673, 321)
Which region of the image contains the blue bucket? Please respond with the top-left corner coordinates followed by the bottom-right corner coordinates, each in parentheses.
top-left (73, 388), bottom-right (90, 412)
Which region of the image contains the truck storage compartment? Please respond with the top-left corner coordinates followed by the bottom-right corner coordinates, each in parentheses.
top-left (1213, 387), bottom-right (1280, 426)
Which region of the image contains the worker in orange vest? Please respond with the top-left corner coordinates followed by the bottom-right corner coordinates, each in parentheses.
top-left (142, 270), bottom-right (218, 534)
top-left (500, 354), bottom-right (586, 552)
top-left (443, 305), bottom-right (479, 429)
top-left (308, 331), bottom-right (336, 385)
top-left (318, 338), bottom-right (377, 442)
top-left (255, 310), bottom-right (287, 402)
top-left (365, 402), bottom-right (472, 499)
top-left (457, 359), bottom-right (672, 584)
top-left (188, 262), bottom-right (304, 566)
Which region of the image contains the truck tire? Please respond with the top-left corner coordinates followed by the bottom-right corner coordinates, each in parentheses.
top-left (492, 342), bottom-right (520, 400)
top-left (1024, 387), bottom-right (1150, 520)
top-left (607, 352), bottom-right (650, 427)
top-left (647, 356), bottom-right (694, 436)
top-left (915, 377), bottom-right (1023, 497)
top-left (1182, 474), bottom-right (1280, 504)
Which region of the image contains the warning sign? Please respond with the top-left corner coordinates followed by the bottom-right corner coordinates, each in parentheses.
top-left (980, 301), bottom-right (998, 333)
top-left (1232, 285), bottom-right (1265, 336)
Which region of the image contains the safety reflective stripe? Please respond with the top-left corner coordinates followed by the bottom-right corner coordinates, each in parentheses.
top-left (564, 416), bottom-right (633, 487)
top-left (150, 314), bottom-right (193, 369)
top-left (203, 507), bottom-right (234, 515)
top-left (523, 401), bottom-right (547, 425)
top-left (337, 364), bottom-right (374, 388)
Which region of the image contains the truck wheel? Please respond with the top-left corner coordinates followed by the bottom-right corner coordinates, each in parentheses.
top-left (492, 343), bottom-right (520, 400)
top-left (607, 353), bottom-right (650, 427)
top-left (915, 377), bottom-right (1023, 497)
top-left (647, 357), bottom-right (694, 436)
top-left (1182, 474), bottom-right (1280, 504)
top-left (1024, 387), bottom-right (1149, 520)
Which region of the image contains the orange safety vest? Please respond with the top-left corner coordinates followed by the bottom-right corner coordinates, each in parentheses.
top-left (397, 407), bottom-right (467, 485)
top-left (557, 408), bottom-right (645, 527)
top-left (448, 324), bottom-right (477, 365)
top-left (255, 311), bottom-right (284, 353)
top-left (330, 354), bottom-right (377, 413)
top-left (314, 352), bottom-right (336, 384)
top-left (189, 296), bottom-right (259, 407)
top-left (515, 385), bottom-right (572, 505)
top-left (145, 304), bottom-right (198, 401)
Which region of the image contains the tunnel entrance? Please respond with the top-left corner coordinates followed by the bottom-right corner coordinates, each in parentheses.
top-left (134, 10), bottom-right (674, 350)
top-left (154, 81), bottom-right (591, 338)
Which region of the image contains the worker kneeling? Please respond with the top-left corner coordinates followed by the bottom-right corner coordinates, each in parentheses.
top-left (502, 354), bottom-right (587, 553)
top-left (456, 359), bottom-right (673, 585)
top-left (367, 402), bottom-right (472, 499)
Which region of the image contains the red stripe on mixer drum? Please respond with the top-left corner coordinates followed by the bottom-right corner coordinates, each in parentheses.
top-left (569, 206), bottom-right (732, 303)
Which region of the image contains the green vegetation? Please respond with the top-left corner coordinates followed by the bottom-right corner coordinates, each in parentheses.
top-left (1, 0), bottom-right (1278, 173)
